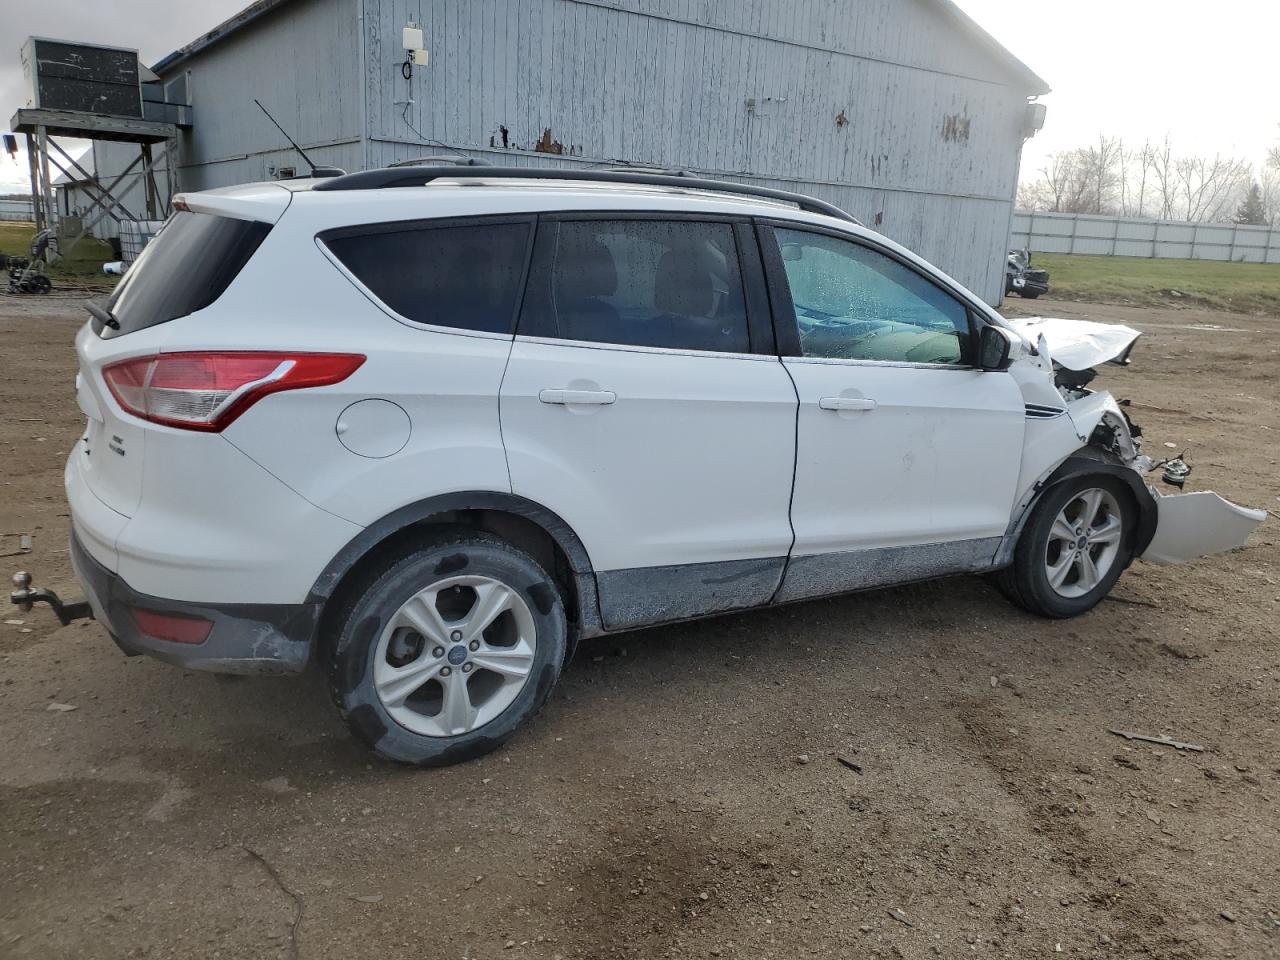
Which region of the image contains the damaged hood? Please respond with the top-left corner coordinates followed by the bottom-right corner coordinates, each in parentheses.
top-left (1005, 316), bottom-right (1141, 371)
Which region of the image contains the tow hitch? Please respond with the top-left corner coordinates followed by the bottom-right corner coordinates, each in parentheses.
top-left (10, 571), bottom-right (94, 626)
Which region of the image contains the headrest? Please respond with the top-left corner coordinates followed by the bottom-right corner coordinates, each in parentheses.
top-left (653, 249), bottom-right (714, 317)
top-left (555, 233), bottom-right (617, 299)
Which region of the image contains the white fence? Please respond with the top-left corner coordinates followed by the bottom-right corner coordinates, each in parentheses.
top-left (0, 198), bottom-right (33, 222)
top-left (1011, 210), bottom-right (1280, 264)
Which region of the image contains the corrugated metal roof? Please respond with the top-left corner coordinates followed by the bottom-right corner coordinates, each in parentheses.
top-left (152, 0), bottom-right (1049, 94)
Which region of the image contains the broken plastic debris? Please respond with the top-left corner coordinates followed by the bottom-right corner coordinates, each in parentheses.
top-left (1141, 490), bottom-right (1266, 565)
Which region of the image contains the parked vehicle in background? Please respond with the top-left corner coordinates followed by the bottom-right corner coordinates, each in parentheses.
top-left (27, 166), bottom-right (1264, 767)
top-left (1006, 248), bottom-right (1049, 299)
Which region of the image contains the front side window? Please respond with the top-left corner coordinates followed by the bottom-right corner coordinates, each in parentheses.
top-left (774, 228), bottom-right (970, 365)
top-left (324, 220), bottom-right (532, 334)
top-left (532, 219), bottom-right (750, 353)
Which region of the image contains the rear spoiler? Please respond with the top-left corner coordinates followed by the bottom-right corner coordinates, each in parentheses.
top-left (173, 182), bottom-right (294, 224)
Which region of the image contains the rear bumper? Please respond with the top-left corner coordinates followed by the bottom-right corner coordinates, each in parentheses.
top-left (71, 532), bottom-right (319, 674)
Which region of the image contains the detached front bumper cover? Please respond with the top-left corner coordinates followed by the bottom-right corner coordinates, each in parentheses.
top-left (1140, 489), bottom-right (1267, 565)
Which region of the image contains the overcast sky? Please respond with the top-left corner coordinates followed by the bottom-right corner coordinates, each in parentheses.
top-left (3, 0), bottom-right (1278, 193)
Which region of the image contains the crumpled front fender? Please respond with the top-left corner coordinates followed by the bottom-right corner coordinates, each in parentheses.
top-left (1141, 489), bottom-right (1266, 565)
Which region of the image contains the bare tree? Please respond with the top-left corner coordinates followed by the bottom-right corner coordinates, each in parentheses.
top-left (1175, 154), bottom-right (1251, 222)
top-left (1020, 134), bottom-right (1257, 223)
top-left (1151, 136), bottom-right (1177, 220)
top-left (1041, 151), bottom-right (1082, 212)
top-left (1123, 140), bottom-right (1160, 218)
top-left (1258, 168), bottom-right (1280, 227)
top-left (1082, 134), bottom-right (1124, 214)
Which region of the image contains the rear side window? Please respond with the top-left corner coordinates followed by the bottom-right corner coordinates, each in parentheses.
top-left (324, 220), bottom-right (532, 334)
top-left (104, 212), bottom-right (270, 337)
top-left (524, 219), bottom-right (751, 353)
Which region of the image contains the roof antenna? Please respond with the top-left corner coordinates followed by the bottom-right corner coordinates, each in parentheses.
top-left (253, 99), bottom-right (345, 178)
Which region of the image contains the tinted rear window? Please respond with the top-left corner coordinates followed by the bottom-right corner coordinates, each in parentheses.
top-left (522, 219), bottom-right (751, 353)
top-left (323, 220), bottom-right (533, 334)
top-left (102, 212), bottom-right (271, 337)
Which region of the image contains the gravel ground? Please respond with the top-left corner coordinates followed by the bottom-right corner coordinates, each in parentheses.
top-left (1, 293), bottom-right (1277, 959)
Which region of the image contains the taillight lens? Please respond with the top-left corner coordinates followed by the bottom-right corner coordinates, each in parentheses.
top-left (102, 352), bottom-right (365, 432)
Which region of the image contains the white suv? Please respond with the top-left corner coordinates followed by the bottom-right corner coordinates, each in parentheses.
top-left (56, 166), bottom-right (1263, 766)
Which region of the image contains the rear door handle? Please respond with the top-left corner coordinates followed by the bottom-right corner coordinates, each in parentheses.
top-left (818, 396), bottom-right (877, 412)
top-left (538, 388), bottom-right (617, 406)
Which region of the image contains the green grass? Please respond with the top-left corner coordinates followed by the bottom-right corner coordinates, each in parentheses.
top-left (0, 221), bottom-right (118, 290)
top-left (1030, 253), bottom-right (1280, 315)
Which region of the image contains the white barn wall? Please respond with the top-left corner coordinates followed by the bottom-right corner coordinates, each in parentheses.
top-left (87, 0), bottom-right (1041, 303)
top-left (171, 0), bottom-right (364, 189)
top-left (86, 0), bottom-right (363, 238)
top-left (363, 0), bottom-right (1035, 303)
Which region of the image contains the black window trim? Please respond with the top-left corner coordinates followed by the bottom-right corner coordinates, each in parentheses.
top-left (515, 210), bottom-right (775, 358)
top-left (756, 218), bottom-right (990, 369)
top-left (316, 212), bottom-right (538, 338)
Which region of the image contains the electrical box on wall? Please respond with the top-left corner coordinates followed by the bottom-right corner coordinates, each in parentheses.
top-left (403, 26), bottom-right (424, 51)
top-left (21, 37), bottom-right (142, 118)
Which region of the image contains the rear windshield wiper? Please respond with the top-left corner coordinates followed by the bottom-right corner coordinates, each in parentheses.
top-left (84, 300), bottom-right (120, 331)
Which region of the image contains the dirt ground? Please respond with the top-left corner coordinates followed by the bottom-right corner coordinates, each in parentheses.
top-left (1, 293), bottom-right (1277, 960)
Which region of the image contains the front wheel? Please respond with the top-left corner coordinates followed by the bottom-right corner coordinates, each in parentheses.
top-left (325, 530), bottom-right (567, 765)
top-left (995, 476), bottom-right (1135, 618)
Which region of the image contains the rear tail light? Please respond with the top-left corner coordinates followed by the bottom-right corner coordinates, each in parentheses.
top-left (130, 608), bottom-right (214, 645)
top-left (102, 351), bottom-right (365, 432)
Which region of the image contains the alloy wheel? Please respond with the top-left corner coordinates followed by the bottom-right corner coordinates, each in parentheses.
top-left (372, 575), bottom-right (537, 737)
top-left (1044, 487), bottom-right (1124, 599)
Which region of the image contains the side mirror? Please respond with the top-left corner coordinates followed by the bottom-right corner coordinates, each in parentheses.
top-left (978, 324), bottom-right (1015, 371)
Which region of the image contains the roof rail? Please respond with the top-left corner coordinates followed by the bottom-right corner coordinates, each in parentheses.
top-left (312, 166), bottom-right (860, 225)
top-left (387, 154), bottom-right (491, 168)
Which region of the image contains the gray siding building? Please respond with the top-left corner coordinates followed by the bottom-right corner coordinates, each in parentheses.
top-left (97, 0), bottom-right (1048, 303)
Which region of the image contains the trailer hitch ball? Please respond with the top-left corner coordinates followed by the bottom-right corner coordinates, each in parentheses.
top-left (11, 571), bottom-right (35, 612)
top-left (9, 570), bottom-right (93, 626)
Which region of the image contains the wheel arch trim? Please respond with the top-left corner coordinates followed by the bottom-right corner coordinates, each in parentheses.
top-left (994, 454), bottom-right (1158, 569)
top-left (305, 491), bottom-right (597, 606)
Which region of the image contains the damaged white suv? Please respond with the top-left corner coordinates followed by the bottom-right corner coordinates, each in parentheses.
top-left (30, 165), bottom-right (1264, 766)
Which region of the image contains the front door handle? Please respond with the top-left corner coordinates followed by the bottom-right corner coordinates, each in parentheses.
top-left (538, 388), bottom-right (617, 406)
top-left (818, 396), bottom-right (877, 412)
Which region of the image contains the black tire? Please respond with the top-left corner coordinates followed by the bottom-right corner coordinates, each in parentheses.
top-left (325, 529), bottom-right (567, 766)
top-left (1020, 289), bottom-right (1042, 299)
top-left (994, 474), bottom-right (1136, 618)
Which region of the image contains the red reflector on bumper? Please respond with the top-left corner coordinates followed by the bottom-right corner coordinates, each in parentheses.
top-left (130, 608), bottom-right (214, 645)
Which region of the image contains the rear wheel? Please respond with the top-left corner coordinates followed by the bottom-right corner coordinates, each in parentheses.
top-left (995, 475), bottom-right (1135, 618)
top-left (326, 530), bottom-right (567, 765)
